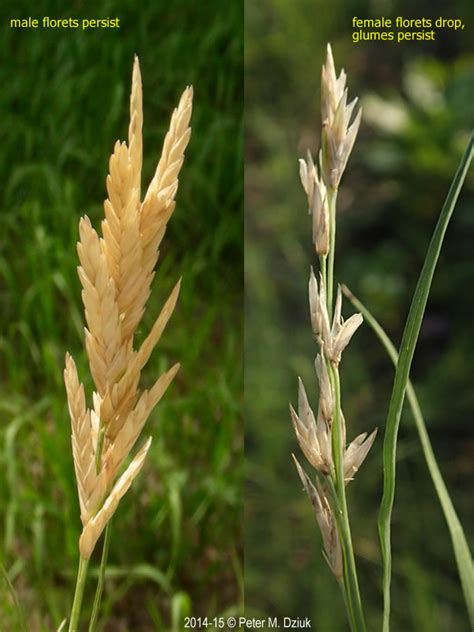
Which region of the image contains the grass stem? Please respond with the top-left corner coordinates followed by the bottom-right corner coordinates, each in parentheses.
top-left (0, 561), bottom-right (28, 632)
top-left (89, 409), bottom-right (111, 631)
top-left (69, 555), bottom-right (89, 632)
top-left (319, 255), bottom-right (327, 301)
top-left (329, 366), bottom-right (366, 632)
top-left (338, 578), bottom-right (357, 632)
top-left (327, 188), bottom-right (338, 318)
top-left (88, 521), bottom-right (112, 632)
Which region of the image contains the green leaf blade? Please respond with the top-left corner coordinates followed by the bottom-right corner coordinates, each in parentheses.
top-left (374, 134), bottom-right (474, 632)
top-left (343, 285), bottom-right (474, 626)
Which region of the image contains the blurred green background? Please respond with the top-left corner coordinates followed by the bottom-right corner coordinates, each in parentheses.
top-left (0, 0), bottom-right (242, 630)
top-left (245, 0), bottom-right (473, 630)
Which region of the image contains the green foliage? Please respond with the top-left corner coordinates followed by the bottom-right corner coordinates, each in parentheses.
top-left (375, 134), bottom-right (473, 631)
top-left (346, 285), bottom-right (474, 626)
top-left (0, 0), bottom-right (243, 629)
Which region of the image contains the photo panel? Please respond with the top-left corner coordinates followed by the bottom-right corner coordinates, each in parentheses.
top-left (0, 1), bottom-right (243, 629)
top-left (245, 0), bottom-right (473, 630)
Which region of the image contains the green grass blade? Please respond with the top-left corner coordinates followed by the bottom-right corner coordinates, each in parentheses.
top-left (374, 134), bottom-right (473, 632)
top-left (343, 285), bottom-right (474, 626)
top-left (0, 561), bottom-right (28, 632)
top-left (88, 521), bottom-right (112, 632)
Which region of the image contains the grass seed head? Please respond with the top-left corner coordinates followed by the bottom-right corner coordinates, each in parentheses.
top-left (65, 57), bottom-right (193, 559)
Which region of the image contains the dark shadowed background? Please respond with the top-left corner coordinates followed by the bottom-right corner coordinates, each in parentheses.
top-left (245, 0), bottom-right (473, 630)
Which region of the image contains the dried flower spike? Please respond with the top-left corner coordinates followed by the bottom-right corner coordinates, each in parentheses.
top-left (65, 56), bottom-right (193, 560)
top-left (291, 47), bottom-right (377, 619)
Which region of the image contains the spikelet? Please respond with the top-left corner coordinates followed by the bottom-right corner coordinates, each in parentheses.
top-left (293, 455), bottom-right (342, 579)
top-left (320, 44), bottom-right (361, 189)
top-left (290, 375), bottom-right (376, 483)
top-left (65, 56), bottom-right (192, 560)
top-left (309, 272), bottom-right (363, 366)
top-left (299, 150), bottom-right (330, 256)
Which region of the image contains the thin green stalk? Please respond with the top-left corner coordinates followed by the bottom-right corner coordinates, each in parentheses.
top-left (343, 285), bottom-right (474, 626)
top-left (0, 561), bottom-right (28, 632)
top-left (69, 555), bottom-right (89, 632)
top-left (319, 254), bottom-right (327, 300)
top-left (327, 188), bottom-right (337, 317)
top-left (338, 577), bottom-right (357, 632)
top-left (329, 366), bottom-right (366, 632)
top-left (88, 521), bottom-right (112, 632)
top-left (87, 416), bottom-right (112, 631)
top-left (338, 477), bottom-right (365, 632)
top-left (328, 477), bottom-right (357, 631)
top-left (328, 366), bottom-right (344, 497)
top-left (323, 183), bottom-right (365, 629)
top-left (376, 134), bottom-right (473, 632)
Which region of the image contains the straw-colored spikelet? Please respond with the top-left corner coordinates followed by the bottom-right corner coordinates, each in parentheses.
top-left (290, 376), bottom-right (377, 483)
top-left (299, 150), bottom-right (330, 256)
top-left (320, 43), bottom-right (361, 190)
top-left (64, 56), bottom-right (192, 560)
top-left (293, 455), bottom-right (343, 579)
top-left (309, 272), bottom-right (363, 367)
